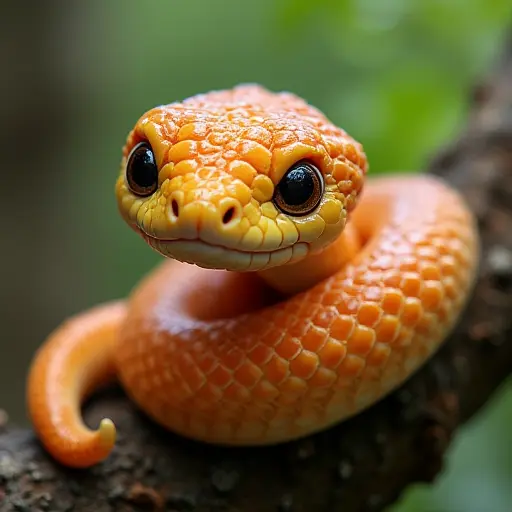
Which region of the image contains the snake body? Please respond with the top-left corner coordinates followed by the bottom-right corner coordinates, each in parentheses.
top-left (27, 85), bottom-right (479, 468)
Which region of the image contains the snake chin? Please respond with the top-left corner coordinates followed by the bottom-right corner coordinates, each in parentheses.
top-left (142, 234), bottom-right (310, 272)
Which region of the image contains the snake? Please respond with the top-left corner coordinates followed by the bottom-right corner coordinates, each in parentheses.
top-left (27, 85), bottom-right (479, 468)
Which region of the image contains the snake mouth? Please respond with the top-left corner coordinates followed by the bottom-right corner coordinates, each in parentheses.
top-left (140, 232), bottom-right (308, 272)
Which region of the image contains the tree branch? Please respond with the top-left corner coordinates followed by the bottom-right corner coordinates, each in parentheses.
top-left (2, 35), bottom-right (512, 512)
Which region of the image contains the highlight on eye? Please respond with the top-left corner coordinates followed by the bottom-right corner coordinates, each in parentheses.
top-left (126, 141), bottom-right (158, 197)
top-left (273, 160), bottom-right (324, 216)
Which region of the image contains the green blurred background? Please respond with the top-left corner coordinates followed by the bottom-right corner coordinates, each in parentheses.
top-left (1, 1), bottom-right (511, 510)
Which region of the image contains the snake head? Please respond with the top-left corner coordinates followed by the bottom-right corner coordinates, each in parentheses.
top-left (116, 85), bottom-right (367, 271)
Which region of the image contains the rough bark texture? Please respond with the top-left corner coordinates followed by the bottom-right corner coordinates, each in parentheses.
top-left (1, 35), bottom-right (512, 512)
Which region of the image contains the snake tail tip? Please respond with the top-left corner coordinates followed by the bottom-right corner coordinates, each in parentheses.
top-left (98, 418), bottom-right (116, 451)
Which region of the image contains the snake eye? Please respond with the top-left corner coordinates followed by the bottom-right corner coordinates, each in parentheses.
top-left (273, 161), bottom-right (324, 216)
top-left (126, 142), bottom-right (158, 197)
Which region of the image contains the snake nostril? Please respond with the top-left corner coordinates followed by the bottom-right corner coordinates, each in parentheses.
top-left (171, 199), bottom-right (180, 218)
top-left (222, 206), bottom-right (237, 225)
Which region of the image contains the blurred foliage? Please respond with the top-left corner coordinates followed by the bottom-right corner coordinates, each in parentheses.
top-left (277, 0), bottom-right (512, 171)
top-left (25, 1), bottom-right (512, 510)
top-left (74, 0), bottom-right (512, 304)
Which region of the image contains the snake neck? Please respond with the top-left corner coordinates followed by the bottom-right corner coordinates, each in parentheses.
top-left (257, 224), bottom-right (362, 296)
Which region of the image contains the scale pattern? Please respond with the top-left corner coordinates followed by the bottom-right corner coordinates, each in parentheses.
top-left (115, 177), bottom-right (478, 444)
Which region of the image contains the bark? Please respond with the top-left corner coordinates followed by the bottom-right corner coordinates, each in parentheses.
top-left (1, 33), bottom-right (512, 512)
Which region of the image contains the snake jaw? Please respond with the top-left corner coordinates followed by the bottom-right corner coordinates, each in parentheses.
top-left (140, 233), bottom-right (310, 272)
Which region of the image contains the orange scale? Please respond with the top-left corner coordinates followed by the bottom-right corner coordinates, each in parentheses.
top-left (399, 256), bottom-right (419, 272)
top-left (400, 273), bottom-right (422, 297)
top-left (262, 329), bottom-right (284, 347)
top-left (237, 140), bottom-right (272, 173)
top-left (393, 328), bottom-right (412, 348)
top-left (415, 313), bottom-right (436, 335)
top-left (357, 303), bottom-right (382, 328)
top-left (336, 298), bottom-right (359, 316)
top-left (208, 131), bottom-right (230, 146)
top-left (434, 240), bottom-right (452, 256)
top-left (289, 351), bottom-right (319, 380)
top-left (381, 289), bottom-right (404, 315)
top-left (353, 271), bottom-right (376, 286)
top-left (365, 343), bottom-right (391, 367)
top-left (288, 321), bottom-right (309, 339)
top-left (223, 149), bottom-right (238, 161)
top-left (251, 380), bottom-right (280, 401)
top-left (197, 140), bottom-right (217, 154)
top-left (240, 126), bottom-right (272, 147)
top-left (301, 326), bottom-right (329, 352)
top-left (279, 375), bottom-right (308, 395)
top-left (307, 367), bottom-right (337, 388)
top-left (257, 317), bottom-right (278, 336)
top-left (443, 278), bottom-right (458, 300)
top-left (420, 263), bottom-right (441, 281)
top-left (180, 362), bottom-right (206, 393)
top-left (401, 298), bottom-right (424, 328)
top-left (318, 339), bottom-right (347, 369)
top-left (194, 383), bottom-right (223, 403)
top-left (416, 245), bottom-right (440, 260)
top-left (363, 286), bottom-right (384, 302)
top-left (273, 130), bottom-right (298, 147)
top-left (221, 347), bottom-right (246, 371)
top-left (169, 140), bottom-right (198, 162)
top-left (248, 343), bottom-right (274, 366)
top-left (420, 281), bottom-right (444, 311)
top-left (382, 270), bottom-right (402, 288)
top-left (375, 315), bottom-right (400, 344)
top-left (275, 337), bottom-right (302, 360)
top-left (338, 354), bottom-right (366, 378)
top-left (332, 161), bottom-right (352, 181)
top-left (208, 365), bottom-right (233, 389)
top-left (312, 307), bottom-right (339, 329)
top-left (329, 315), bottom-right (355, 341)
top-left (233, 361), bottom-right (263, 388)
top-left (322, 291), bottom-right (342, 306)
top-left (347, 325), bottom-right (376, 356)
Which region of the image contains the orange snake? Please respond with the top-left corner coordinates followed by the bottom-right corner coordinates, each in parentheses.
top-left (27, 85), bottom-right (479, 468)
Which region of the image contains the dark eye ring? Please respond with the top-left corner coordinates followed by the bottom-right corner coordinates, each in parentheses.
top-left (126, 141), bottom-right (158, 197)
top-left (273, 161), bottom-right (324, 216)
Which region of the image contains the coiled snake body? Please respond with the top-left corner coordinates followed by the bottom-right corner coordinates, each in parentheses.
top-left (27, 85), bottom-right (479, 468)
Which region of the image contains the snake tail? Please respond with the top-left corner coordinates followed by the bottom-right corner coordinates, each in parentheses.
top-left (27, 302), bottom-right (125, 468)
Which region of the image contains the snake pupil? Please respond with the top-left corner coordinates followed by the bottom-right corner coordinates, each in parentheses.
top-left (273, 161), bottom-right (323, 216)
top-left (126, 142), bottom-right (158, 196)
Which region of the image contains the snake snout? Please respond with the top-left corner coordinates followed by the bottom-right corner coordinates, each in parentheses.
top-left (163, 192), bottom-right (245, 248)
top-left (168, 194), bottom-right (241, 226)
